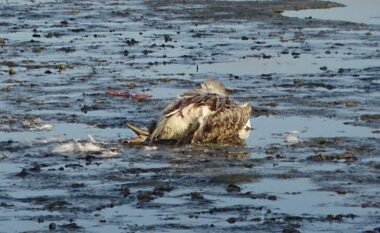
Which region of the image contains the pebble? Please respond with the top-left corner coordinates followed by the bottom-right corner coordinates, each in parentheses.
top-left (49, 222), bottom-right (56, 230)
top-left (346, 102), bottom-right (358, 107)
top-left (226, 184), bottom-right (241, 192)
top-left (137, 191), bottom-right (155, 202)
top-left (58, 64), bottom-right (66, 71)
top-left (190, 192), bottom-right (205, 201)
top-left (16, 168), bottom-right (28, 177)
top-left (293, 78), bottom-right (303, 86)
top-left (227, 217), bottom-right (236, 224)
top-left (337, 189), bottom-right (347, 195)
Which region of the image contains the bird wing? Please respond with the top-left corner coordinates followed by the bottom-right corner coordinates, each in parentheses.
top-left (192, 103), bottom-right (251, 144)
top-left (126, 122), bottom-right (149, 136)
top-left (148, 94), bottom-right (223, 142)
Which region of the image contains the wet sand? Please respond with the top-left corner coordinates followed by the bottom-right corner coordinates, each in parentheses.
top-left (1, 0), bottom-right (380, 232)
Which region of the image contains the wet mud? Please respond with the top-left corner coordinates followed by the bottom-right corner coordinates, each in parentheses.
top-left (1, 0), bottom-right (380, 232)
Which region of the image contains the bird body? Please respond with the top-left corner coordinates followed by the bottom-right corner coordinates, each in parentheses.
top-left (127, 80), bottom-right (252, 146)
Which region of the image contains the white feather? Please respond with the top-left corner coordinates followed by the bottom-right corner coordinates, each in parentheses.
top-left (286, 135), bottom-right (302, 145)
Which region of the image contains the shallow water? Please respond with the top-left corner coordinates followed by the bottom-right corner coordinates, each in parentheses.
top-left (248, 115), bottom-right (378, 147)
top-left (283, 0), bottom-right (380, 25)
top-left (1, 0), bottom-right (380, 232)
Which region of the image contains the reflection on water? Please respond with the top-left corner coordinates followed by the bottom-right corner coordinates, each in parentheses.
top-left (283, 0), bottom-right (380, 25)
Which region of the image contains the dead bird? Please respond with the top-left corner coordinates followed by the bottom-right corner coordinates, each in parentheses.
top-left (126, 80), bottom-right (252, 146)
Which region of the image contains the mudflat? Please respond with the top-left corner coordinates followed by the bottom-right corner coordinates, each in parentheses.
top-left (0, 0), bottom-right (379, 232)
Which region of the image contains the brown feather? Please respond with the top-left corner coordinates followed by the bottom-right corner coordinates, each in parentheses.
top-left (144, 80), bottom-right (252, 146)
top-left (192, 104), bottom-right (251, 144)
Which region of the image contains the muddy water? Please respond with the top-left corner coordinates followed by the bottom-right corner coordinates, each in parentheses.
top-left (1, 0), bottom-right (380, 232)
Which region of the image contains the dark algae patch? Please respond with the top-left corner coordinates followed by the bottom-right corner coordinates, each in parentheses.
top-left (0, 0), bottom-right (380, 232)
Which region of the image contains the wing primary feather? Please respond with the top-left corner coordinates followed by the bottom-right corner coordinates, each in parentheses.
top-left (126, 122), bottom-right (150, 136)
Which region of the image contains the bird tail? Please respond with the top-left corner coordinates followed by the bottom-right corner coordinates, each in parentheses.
top-left (126, 122), bottom-right (150, 136)
top-left (147, 118), bottom-right (168, 142)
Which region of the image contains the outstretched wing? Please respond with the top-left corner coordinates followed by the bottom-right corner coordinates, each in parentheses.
top-left (192, 103), bottom-right (251, 144)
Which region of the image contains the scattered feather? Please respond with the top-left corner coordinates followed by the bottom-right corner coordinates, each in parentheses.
top-left (144, 146), bottom-right (158, 151)
top-left (35, 124), bottom-right (54, 131)
top-left (287, 130), bottom-right (301, 134)
top-left (286, 135), bottom-right (302, 144)
top-left (52, 135), bottom-right (120, 157)
top-left (52, 141), bottom-right (101, 155)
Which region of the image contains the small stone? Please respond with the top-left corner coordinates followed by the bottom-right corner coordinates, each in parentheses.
top-left (243, 163), bottom-right (254, 168)
top-left (164, 34), bottom-right (172, 43)
top-left (277, 174), bottom-right (292, 179)
top-left (137, 191), bottom-right (154, 202)
top-left (190, 192), bottom-right (205, 201)
top-left (291, 52), bottom-right (300, 57)
top-left (49, 222), bottom-right (56, 230)
top-left (262, 54), bottom-right (271, 59)
top-left (32, 47), bottom-right (43, 53)
top-left (0, 39), bottom-right (5, 47)
top-left (337, 189), bottom-right (347, 195)
top-left (293, 78), bottom-right (303, 86)
top-left (345, 102), bottom-right (358, 107)
top-left (252, 217), bottom-right (261, 222)
top-left (85, 154), bottom-right (95, 161)
top-left (283, 227), bottom-right (300, 233)
top-left (160, 77), bottom-right (171, 82)
top-left (226, 184), bottom-right (241, 192)
top-left (265, 148), bottom-right (276, 154)
top-left (1, 86), bottom-right (11, 92)
top-left (30, 164), bottom-right (41, 172)
top-left (361, 203), bottom-right (370, 208)
top-left (60, 20), bottom-right (69, 26)
top-left (154, 184), bottom-right (173, 192)
top-left (227, 217), bottom-right (236, 224)
top-left (58, 64), bottom-right (66, 71)
top-left (320, 66), bottom-right (328, 71)
top-left (61, 222), bottom-right (81, 229)
top-left (69, 9), bottom-right (78, 14)
top-left (273, 8), bottom-right (284, 13)
top-left (16, 168), bottom-right (28, 177)
top-left (120, 187), bottom-right (131, 197)
top-left (71, 183), bottom-right (85, 188)
top-left (142, 50), bottom-right (153, 55)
